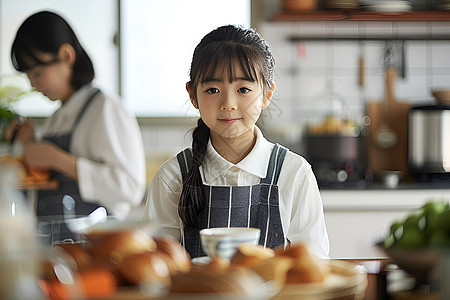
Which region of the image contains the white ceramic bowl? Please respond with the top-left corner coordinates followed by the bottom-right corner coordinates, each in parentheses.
top-left (200, 227), bottom-right (261, 260)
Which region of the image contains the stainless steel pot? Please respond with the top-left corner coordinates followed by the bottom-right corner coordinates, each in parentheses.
top-left (408, 105), bottom-right (450, 174)
top-left (303, 134), bottom-right (368, 186)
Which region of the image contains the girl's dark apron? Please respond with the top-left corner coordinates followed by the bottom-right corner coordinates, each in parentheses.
top-left (37, 88), bottom-right (105, 242)
top-left (177, 143), bottom-right (288, 258)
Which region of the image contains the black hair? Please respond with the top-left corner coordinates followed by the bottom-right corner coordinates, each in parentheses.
top-left (11, 11), bottom-right (94, 90)
top-left (179, 25), bottom-right (275, 229)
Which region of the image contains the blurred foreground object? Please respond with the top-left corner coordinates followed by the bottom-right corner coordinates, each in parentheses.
top-left (380, 199), bottom-right (450, 297)
top-left (0, 163), bottom-right (43, 299)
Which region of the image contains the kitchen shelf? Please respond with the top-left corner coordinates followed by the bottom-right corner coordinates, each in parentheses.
top-left (287, 34), bottom-right (450, 41)
top-left (273, 10), bottom-right (450, 41)
top-left (272, 10), bottom-right (450, 22)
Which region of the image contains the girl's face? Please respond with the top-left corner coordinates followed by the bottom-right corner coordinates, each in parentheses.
top-left (25, 45), bottom-right (75, 102)
top-left (189, 62), bottom-right (274, 143)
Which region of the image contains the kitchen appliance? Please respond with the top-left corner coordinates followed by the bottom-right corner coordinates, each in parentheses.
top-left (408, 105), bottom-right (450, 178)
top-left (303, 80), bottom-right (369, 187)
top-left (304, 134), bottom-right (369, 187)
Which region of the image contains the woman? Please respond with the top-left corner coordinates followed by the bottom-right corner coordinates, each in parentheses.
top-left (8, 11), bottom-right (146, 240)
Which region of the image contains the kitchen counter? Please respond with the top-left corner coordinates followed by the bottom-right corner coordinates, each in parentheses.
top-left (322, 188), bottom-right (450, 211)
top-left (320, 188), bottom-right (449, 259)
top-left (319, 176), bottom-right (450, 190)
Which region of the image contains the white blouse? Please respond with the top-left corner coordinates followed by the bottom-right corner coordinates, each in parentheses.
top-left (145, 126), bottom-right (330, 259)
top-left (40, 85), bottom-right (146, 218)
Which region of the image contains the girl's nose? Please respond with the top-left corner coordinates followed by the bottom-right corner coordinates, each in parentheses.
top-left (220, 94), bottom-right (237, 111)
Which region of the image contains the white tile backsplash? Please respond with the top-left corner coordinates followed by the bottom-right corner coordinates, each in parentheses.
top-left (431, 42), bottom-right (450, 67)
top-left (139, 20), bottom-right (450, 156)
top-left (257, 20), bottom-right (450, 142)
top-left (407, 41), bottom-right (427, 68)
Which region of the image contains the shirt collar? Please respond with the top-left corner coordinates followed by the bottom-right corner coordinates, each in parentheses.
top-left (201, 126), bottom-right (272, 182)
top-left (46, 84), bottom-right (93, 131)
top-left (54, 84), bottom-right (93, 117)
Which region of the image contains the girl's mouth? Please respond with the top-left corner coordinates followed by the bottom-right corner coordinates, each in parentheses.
top-left (219, 117), bottom-right (241, 124)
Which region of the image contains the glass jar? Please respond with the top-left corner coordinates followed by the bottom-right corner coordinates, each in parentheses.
top-left (307, 80), bottom-right (360, 137)
top-left (0, 163), bottom-right (44, 299)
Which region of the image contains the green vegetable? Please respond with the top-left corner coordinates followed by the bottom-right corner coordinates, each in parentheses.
top-left (384, 199), bottom-right (450, 249)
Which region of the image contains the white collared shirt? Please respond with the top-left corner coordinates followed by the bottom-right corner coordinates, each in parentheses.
top-left (40, 85), bottom-right (146, 218)
top-left (145, 126), bottom-right (330, 258)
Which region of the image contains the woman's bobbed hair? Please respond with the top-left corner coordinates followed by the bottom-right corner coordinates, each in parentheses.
top-left (179, 25), bottom-right (275, 229)
top-left (11, 11), bottom-right (94, 90)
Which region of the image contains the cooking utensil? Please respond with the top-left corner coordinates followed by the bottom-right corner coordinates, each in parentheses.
top-left (358, 41), bottom-right (366, 88)
top-left (375, 42), bottom-right (399, 149)
top-left (375, 69), bottom-right (398, 149)
top-left (367, 67), bottom-right (409, 175)
top-left (9, 124), bottom-right (20, 146)
top-left (304, 134), bottom-right (368, 186)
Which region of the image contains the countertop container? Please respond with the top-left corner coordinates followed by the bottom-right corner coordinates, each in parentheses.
top-left (408, 105), bottom-right (450, 177)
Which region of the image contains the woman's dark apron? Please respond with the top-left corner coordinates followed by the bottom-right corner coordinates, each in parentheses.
top-left (178, 143), bottom-right (288, 258)
top-left (37, 88), bottom-right (105, 243)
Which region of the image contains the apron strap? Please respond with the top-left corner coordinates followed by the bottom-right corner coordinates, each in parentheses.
top-left (260, 143), bottom-right (288, 185)
top-left (177, 145), bottom-right (288, 185)
top-left (46, 88), bottom-right (101, 131)
top-left (176, 148), bottom-right (193, 183)
top-left (71, 88), bottom-right (101, 133)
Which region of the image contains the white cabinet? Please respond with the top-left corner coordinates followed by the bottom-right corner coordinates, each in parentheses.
top-left (321, 189), bottom-right (450, 259)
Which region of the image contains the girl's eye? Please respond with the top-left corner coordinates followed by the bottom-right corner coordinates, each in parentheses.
top-left (238, 87), bottom-right (251, 94)
top-left (29, 66), bottom-right (44, 78)
top-left (29, 68), bottom-right (43, 79)
top-left (206, 88), bottom-right (219, 94)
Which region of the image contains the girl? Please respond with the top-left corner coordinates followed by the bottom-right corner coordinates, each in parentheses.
top-left (8, 11), bottom-right (146, 239)
top-left (145, 25), bottom-right (329, 259)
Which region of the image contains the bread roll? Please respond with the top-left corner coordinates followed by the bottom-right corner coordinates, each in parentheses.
top-left (116, 251), bottom-right (171, 286)
top-left (281, 243), bottom-right (328, 284)
top-left (230, 244), bottom-right (275, 267)
top-left (154, 237), bottom-right (191, 273)
top-left (170, 265), bottom-right (263, 295)
top-left (0, 154), bottom-right (49, 184)
top-left (154, 250), bottom-right (178, 276)
top-left (55, 242), bottom-right (93, 271)
top-left (251, 256), bottom-right (294, 285)
top-left (200, 256), bottom-right (230, 273)
top-left (224, 266), bottom-right (265, 294)
top-left (90, 230), bottom-right (157, 264)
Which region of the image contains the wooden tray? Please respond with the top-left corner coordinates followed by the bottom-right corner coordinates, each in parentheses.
top-left (91, 281), bottom-right (278, 300)
top-left (91, 260), bottom-right (366, 300)
top-left (12, 179), bottom-right (58, 190)
top-left (273, 260), bottom-right (368, 300)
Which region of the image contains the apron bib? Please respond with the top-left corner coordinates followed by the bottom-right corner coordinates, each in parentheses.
top-left (178, 144), bottom-right (288, 258)
top-left (37, 89), bottom-right (104, 242)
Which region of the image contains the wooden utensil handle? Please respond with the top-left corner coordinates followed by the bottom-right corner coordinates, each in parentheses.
top-left (358, 55), bottom-right (365, 87)
top-left (386, 68), bottom-right (397, 105)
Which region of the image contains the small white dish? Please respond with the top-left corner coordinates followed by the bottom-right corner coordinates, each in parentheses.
top-left (200, 227), bottom-right (260, 260)
top-left (191, 256), bottom-right (211, 265)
